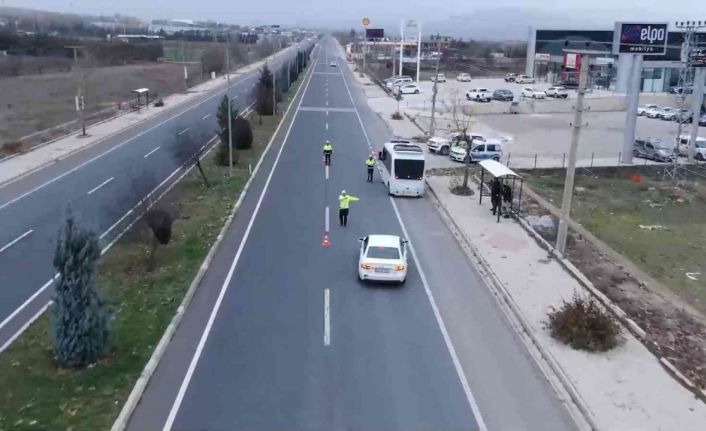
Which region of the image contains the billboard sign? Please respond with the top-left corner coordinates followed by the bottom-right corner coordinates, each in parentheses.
top-left (564, 53), bottom-right (578, 69)
top-left (613, 22), bottom-right (668, 55)
top-left (535, 53), bottom-right (551, 62)
top-left (365, 28), bottom-right (384, 40)
top-left (691, 47), bottom-right (706, 68)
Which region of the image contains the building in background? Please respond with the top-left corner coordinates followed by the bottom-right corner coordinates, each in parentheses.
top-left (526, 27), bottom-right (706, 93)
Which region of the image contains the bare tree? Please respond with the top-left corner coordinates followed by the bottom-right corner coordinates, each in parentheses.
top-left (171, 130), bottom-right (210, 188)
top-left (446, 91), bottom-right (476, 191)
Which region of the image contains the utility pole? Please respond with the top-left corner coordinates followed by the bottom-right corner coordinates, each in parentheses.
top-left (416, 22), bottom-right (422, 83)
top-left (66, 45), bottom-right (86, 137)
top-left (429, 42), bottom-right (441, 136)
top-left (556, 53), bottom-right (589, 255)
top-left (676, 21), bottom-right (706, 163)
top-left (399, 20), bottom-right (404, 76)
top-left (392, 44), bottom-right (396, 77)
top-left (226, 32), bottom-right (233, 177)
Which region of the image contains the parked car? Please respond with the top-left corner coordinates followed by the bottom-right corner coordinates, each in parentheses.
top-left (399, 83), bottom-right (421, 94)
top-left (465, 88), bottom-right (492, 102)
top-left (521, 87), bottom-right (545, 99)
top-left (544, 86), bottom-right (568, 98)
top-left (504, 73), bottom-right (518, 82)
top-left (633, 138), bottom-right (676, 162)
top-left (427, 132), bottom-right (486, 156)
top-left (456, 73), bottom-right (472, 82)
top-left (431, 73), bottom-right (446, 82)
top-left (673, 109), bottom-right (693, 123)
top-left (659, 107), bottom-right (678, 120)
top-left (637, 104), bottom-right (660, 116)
top-left (492, 89), bottom-right (514, 101)
top-left (516, 75), bottom-right (535, 84)
top-left (669, 85), bottom-right (693, 95)
top-left (559, 80), bottom-right (579, 89)
top-left (676, 135), bottom-right (706, 161)
top-left (450, 139), bottom-right (503, 163)
top-left (329, 61), bottom-right (337, 67)
top-left (385, 76), bottom-right (412, 90)
top-left (645, 106), bottom-right (665, 118)
top-left (700, 114), bottom-right (706, 126)
top-left (358, 235), bottom-right (408, 284)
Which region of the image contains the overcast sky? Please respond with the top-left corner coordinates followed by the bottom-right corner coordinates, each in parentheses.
top-left (7, 0), bottom-right (706, 39)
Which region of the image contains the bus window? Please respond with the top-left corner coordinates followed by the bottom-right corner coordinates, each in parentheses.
top-left (394, 159), bottom-right (424, 180)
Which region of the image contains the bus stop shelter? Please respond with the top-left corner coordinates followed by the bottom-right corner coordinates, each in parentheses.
top-left (478, 159), bottom-right (524, 222)
top-left (131, 88), bottom-right (150, 111)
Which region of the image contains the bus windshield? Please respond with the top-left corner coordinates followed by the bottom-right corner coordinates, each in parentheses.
top-left (394, 159), bottom-right (424, 180)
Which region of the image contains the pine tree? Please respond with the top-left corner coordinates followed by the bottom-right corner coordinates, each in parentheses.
top-left (52, 214), bottom-right (110, 369)
top-left (253, 64), bottom-right (274, 116)
top-left (216, 95), bottom-right (230, 142)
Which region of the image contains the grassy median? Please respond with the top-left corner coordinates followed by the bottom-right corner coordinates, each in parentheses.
top-left (0, 74), bottom-right (306, 430)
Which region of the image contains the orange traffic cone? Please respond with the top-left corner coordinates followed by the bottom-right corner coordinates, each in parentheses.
top-left (321, 233), bottom-right (331, 247)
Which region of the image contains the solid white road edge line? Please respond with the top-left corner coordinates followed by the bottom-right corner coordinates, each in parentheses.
top-left (324, 288), bottom-right (331, 346)
top-left (87, 176), bottom-right (114, 195)
top-left (0, 74), bottom-right (258, 212)
top-left (0, 105), bottom-right (254, 341)
top-left (0, 302), bottom-right (49, 354)
top-left (144, 146), bottom-right (161, 158)
top-left (161, 50), bottom-right (318, 431)
top-left (0, 229), bottom-right (33, 254)
top-left (338, 52), bottom-right (489, 431)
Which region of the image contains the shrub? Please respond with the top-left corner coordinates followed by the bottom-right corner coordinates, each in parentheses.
top-left (1, 141), bottom-right (23, 156)
top-left (547, 294), bottom-right (621, 352)
top-left (390, 112), bottom-right (403, 120)
top-left (232, 115), bottom-right (253, 150)
top-left (51, 214), bottom-right (111, 368)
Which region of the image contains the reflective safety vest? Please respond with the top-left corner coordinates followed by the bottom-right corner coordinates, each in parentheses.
top-left (366, 158), bottom-right (375, 167)
top-left (338, 194), bottom-right (359, 209)
top-left (323, 143), bottom-right (333, 154)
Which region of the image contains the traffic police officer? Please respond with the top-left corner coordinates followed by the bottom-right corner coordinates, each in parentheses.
top-left (338, 190), bottom-right (359, 227)
top-left (365, 155), bottom-right (375, 182)
top-left (323, 140), bottom-right (333, 165)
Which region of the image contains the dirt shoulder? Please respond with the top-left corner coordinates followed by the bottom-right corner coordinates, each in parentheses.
top-left (521, 166), bottom-right (706, 390)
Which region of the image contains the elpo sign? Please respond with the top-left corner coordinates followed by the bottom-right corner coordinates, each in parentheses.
top-left (613, 22), bottom-right (668, 55)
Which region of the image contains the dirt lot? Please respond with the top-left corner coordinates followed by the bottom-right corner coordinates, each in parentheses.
top-left (0, 62), bottom-right (203, 150)
top-left (522, 166), bottom-right (706, 389)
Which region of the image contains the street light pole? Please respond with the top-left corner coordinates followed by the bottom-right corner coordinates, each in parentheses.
top-left (556, 53), bottom-right (589, 255)
top-left (226, 33), bottom-right (233, 177)
top-left (429, 44), bottom-right (441, 136)
top-left (67, 45), bottom-right (86, 136)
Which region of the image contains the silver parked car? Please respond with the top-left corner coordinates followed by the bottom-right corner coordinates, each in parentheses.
top-left (633, 138), bottom-right (676, 162)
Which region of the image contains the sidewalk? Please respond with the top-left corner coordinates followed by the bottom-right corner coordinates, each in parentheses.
top-left (0, 50), bottom-right (286, 187)
top-left (426, 174), bottom-right (706, 430)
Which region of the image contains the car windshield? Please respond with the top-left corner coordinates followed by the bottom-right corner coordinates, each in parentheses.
top-left (366, 246), bottom-right (400, 260)
top-left (654, 141), bottom-right (672, 150)
top-left (394, 159), bottom-right (425, 180)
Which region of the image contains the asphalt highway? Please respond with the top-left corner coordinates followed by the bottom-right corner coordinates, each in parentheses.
top-left (0, 44), bottom-right (307, 351)
top-left (126, 38), bottom-right (579, 431)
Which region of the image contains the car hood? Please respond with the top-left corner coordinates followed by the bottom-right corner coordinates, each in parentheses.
top-left (428, 137), bottom-right (450, 145)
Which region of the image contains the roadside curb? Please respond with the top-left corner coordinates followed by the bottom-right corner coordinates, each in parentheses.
top-left (517, 186), bottom-right (706, 403)
top-left (0, 51), bottom-right (286, 189)
top-left (425, 177), bottom-right (598, 431)
top-left (109, 55), bottom-right (317, 431)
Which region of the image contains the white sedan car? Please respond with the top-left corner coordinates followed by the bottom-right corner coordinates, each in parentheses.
top-left (329, 61), bottom-right (337, 67)
top-left (522, 87), bottom-right (546, 99)
top-left (358, 235), bottom-right (408, 284)
top-left (456, 73), bottom-right (472, 82)
top-left (399, 83), bottom-right (421, 94)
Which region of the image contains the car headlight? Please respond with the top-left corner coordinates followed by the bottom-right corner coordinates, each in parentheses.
top-left (394, 264), bottom-right (405, 271)
top-left (360, 263), bottom-right (372, 270)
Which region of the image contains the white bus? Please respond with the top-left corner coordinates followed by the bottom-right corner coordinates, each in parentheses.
top-left (378, 140), bottom-right (426, 197)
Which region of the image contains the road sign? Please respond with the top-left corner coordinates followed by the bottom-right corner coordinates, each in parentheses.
top-left (362, 17), bottom-right (370, 27)
top-left (613, 22), bottom-right (668, 55)
top-left (692, 47), bottom-right (706, 67)
top-left (365, 28), bottom-right (384, 39)
top-left (534, 53), bottom-right (551, 62)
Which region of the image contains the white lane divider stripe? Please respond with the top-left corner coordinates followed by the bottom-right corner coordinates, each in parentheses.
top-left (178, 128), bottom-right (191, 136)
top-left (0, 229), bottom-right (34, 254)
top-left (201, 114), bottom-right (211, 120)
top-left (87, 177), bottom-right (114, 195)
top-left (339, 55), bottom-right (489, 431)
top-left (324, 288), bottom-right (331, 346)
top-left (325, 165), bottom-right (329, 180)
top-left (325, 123), bottom-right (328, 130)
top-left (143, 146), bottom-right (161, 158)
top-left (325, 206), bottom-right (330, 232)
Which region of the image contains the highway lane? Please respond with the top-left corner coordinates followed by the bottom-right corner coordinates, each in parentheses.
top-left (0, 44), bottom-right (307, 350)
top-left (127, 38), bottom-right (578, 431)
top-left (167, 46), bottom-right (480, 431)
